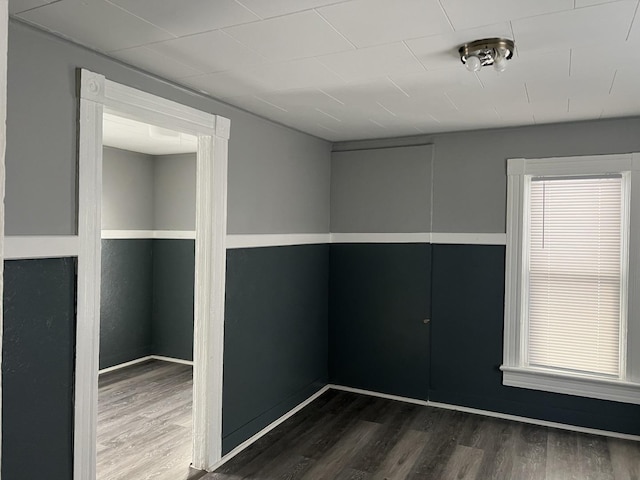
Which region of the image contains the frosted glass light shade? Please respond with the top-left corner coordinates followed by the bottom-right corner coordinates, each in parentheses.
top-left (493, 54), bottom-right (508, 72)
top-left (465, 54), bottom-right (481, 72)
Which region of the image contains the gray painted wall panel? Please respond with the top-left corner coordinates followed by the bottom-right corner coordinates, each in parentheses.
top-left (333, 117), bottom-right (640, 233)
top-left (331, 145), bottom-right (433, 233)
top-left (154, 153), bottom-right (196, 231)
top-left (227, 117), bottom-right (331, 234)
top-left (6, 20), bottom-right (331, 235)
top-left (102, 147), bottom-right (155, 230)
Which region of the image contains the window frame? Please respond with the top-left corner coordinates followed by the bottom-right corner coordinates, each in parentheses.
top-left (502, 153), bottom-right (640, 405)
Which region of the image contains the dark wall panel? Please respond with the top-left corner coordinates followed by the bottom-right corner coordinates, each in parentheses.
top-left (3, 258), bottom-right (75, 480)
top-left (152, 239), bottom-right (195, 361)
top-left (430, 244), bottom-right (640, 435)
top-left (100, 239), bottom-right (153, 369)
top-left (223, 245), bottom-right (329, 454)
top-left (329, 243), bottom-right (431, 400)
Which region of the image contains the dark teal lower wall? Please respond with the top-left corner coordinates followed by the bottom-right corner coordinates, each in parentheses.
top-left (4, 241), bottom-right (638, 480)
top-left (328, 242), bottom-right (640, 436)
top-left (2, 243), bottom-right (330, 475)
top-left (430, 244), bottom-right (640, 435)
top-left (152, 240), bottom-right (195, 361)
top-left (329, 243), bottom-right (431, 400)
top-left (100, 239), bottom-right (195, 369)
top-left (100, 239), bottom-right (153, 369)
top-left (2, 258), bottom-right (75, 480)
top-left (223, 245), bottom-right (329, 454)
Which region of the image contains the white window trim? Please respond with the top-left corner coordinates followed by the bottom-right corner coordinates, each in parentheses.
top-left (503, 153), bottom-right (640, 405)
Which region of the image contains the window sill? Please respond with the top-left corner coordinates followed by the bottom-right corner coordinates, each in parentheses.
top-left (500, 365), bottom-right (640, 405)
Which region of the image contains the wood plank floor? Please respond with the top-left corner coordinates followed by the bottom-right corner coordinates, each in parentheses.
top-left (97, 359), bottom-right (205, 480)
top-left (207, 389), bottom-right (640, 480)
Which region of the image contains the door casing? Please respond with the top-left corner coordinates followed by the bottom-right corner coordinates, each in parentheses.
top-left (76, 69), bottom-right (230, 478)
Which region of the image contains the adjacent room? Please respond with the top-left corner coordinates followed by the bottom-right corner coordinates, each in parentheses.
top-left (97, 114), bottom-right (198, 479)
top-left (2, 1), bottom-right (640, 480)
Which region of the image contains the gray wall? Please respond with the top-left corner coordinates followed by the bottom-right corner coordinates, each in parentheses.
top-left (6, 19), bottom-right (332, 236)
top-left (102, 148), bottom-right (196, 231)
top-left (330, 145), bottom-right (433, 233)
top-left (333, 117), bottom-right (640, 233)
top-left (102, 147), bottom-right (155, 230)
top-left (228, 127), bottom-right (330, 234)
top-left (154, 153), bottom-right (196, 231)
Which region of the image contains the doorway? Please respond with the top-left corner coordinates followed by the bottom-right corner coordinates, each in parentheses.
top-left (97, 113), bottom-right (198, 479)
top-left (76, 69), bottom-right (230, 480)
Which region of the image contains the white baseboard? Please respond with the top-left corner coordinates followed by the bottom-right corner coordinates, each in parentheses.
top-left (327, 384), bottom-right (640, 442)
top-left (98, 356), bottom-right (154, 374)
top-left (98, 355), bottom-right (193, 374)
top-left (426, 401), bottom-right (640, 442)
top-left (329, 384), bottom-right (429, 406)
top-left (208, 385), bottom-right (331, 471)
top-left (150, 355), bottom-right (194, 366)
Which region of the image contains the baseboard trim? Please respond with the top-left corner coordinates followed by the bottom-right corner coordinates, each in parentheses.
top-left (208, 385), bottom-right (331, 471)
top-left (329, 384), bottom-right (429, 406)
top-left (98, 355), bottom-right (193, 374)
top-left (150, 355), bottom-right (194, 366)
top-left (327, 384), bottom-right (640, 442)
top-left (192, 381), bottom-right (640, 473)
top-left (98, 356), bottom-right (154, 374)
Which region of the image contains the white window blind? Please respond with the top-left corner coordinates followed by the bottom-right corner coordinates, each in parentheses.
top-left (526, 175), bottom-right (624, 377)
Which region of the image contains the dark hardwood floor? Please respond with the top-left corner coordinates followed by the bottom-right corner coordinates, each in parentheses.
top-left (207, 389), bottom-right (640, 480)
top-left (97, 359), bottom-right (204, 480)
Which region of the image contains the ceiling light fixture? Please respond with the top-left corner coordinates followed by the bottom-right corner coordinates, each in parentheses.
top-left (459, 38), bottom-right (515, 72)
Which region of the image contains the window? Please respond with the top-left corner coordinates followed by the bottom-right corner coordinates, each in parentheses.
top-left (502, 154), bottom-right (640, 405)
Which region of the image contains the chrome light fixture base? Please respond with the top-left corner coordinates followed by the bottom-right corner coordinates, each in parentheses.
top-left (459, 38), bottom-right (515, 72)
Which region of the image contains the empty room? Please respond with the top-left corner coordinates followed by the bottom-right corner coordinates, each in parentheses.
top-left (1, 1), bottom-right (640, 480)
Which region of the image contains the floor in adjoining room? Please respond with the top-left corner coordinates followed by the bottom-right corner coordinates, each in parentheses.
top-left (206, 389), bottom-right (640, 480)
top-left (97, 359), bottom-right (205, 480)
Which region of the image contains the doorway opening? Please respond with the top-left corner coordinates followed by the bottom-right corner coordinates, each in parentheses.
top-left (97, 113), bottom-right (198, 479)
top-left (76, 70), bottom-right (230, 480)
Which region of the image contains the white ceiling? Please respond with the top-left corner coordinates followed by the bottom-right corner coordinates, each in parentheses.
top-left (103, 113), bottom-right (197, 155)
top-left (11, 0), bottom-right (640, 142)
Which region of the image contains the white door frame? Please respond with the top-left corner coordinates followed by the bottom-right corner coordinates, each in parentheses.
top-left (76, 69), bottom-right (229, 479)
top-left (0, 1), bottom-right (8, 476)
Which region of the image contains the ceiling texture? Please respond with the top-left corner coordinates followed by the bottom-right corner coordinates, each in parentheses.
top-left (10, 0), bottom-right (640, 141)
